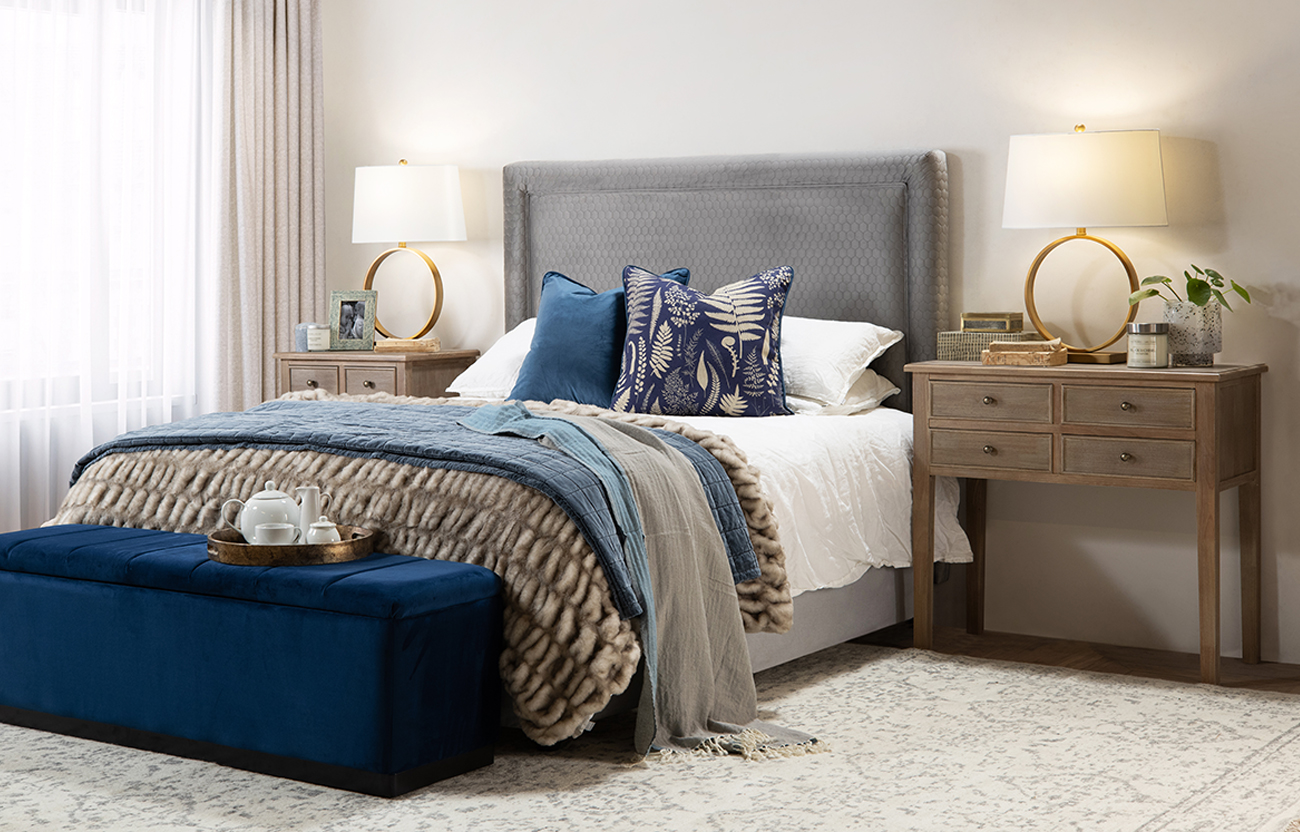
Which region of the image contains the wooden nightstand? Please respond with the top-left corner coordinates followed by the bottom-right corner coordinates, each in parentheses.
top-left (906, 360), bottom-right (1267, 684)
top-left (274, 350), bottom-right (479, 399)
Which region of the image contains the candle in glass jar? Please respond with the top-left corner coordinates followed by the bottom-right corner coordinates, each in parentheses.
top-left (306, 323), bottom-right (331, 351)
top-left (1127, 322), bottom-right (1169, 368)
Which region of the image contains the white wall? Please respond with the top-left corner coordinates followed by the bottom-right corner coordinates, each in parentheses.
top-left (322, 0), bottom-right (1300, 662)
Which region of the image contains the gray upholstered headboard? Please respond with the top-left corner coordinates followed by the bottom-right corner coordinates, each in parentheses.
top-left (502, 152), bottom-right (949, 411)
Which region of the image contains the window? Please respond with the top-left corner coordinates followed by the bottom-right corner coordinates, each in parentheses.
top-left (0, 0), bottom-right (217, 531)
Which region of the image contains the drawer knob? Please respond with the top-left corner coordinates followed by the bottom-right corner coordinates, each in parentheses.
top-left (1120, 401), bottom-right (1134, 411)
top-left (306, 379), bottom-right (318, 389)
top-left (982, 445), bottom-right (997, 455)
top-left (982, 396), bottom-right (996, 406)
top-left (363, 380), bottom-right (376, 389)
top-left (1119, 452), bottom-right (1135, 462)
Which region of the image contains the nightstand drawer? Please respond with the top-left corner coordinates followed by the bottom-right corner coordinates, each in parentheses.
top-left (930, 381), bottom-right (1052, 423)
top-left (1062, 436), bottom-right (1195, 480)
top-left (287, 365), bottom-right (339, 394)
top-left (345, 366), bottom-right (398, 395)
top-left (274, 350), bottom-right (479, 401)
top-left (1063, 385), bottom-right (1194, 429)
top-left (931, 429), bottom-right (1052, 472)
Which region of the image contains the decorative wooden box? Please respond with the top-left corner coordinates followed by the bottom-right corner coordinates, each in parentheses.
top-left (960, 312), bottom-right (1024, 332)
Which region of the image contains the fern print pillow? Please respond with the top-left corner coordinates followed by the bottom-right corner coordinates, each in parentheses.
top-left (612, 265), bottom-right (793, 417)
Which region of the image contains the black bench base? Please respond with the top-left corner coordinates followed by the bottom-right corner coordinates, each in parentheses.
top-left (0, 704), bottom-right (493, 797)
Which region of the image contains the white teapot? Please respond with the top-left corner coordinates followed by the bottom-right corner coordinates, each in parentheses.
top-left (220, 481), bottom-right (301, 544)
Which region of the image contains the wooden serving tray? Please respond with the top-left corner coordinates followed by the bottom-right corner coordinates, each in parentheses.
top-left (207, 526), bottom-right (376, 567)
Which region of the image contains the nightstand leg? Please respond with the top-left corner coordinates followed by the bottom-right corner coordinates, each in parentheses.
top-left (965, 478), bottom-right (987, 635)
top-left (913, 474), bottom-right (936, 650)
top-left (1240, 480), bottom-right (1262, 665)
top-left (1196, 481), bottom-right (1221, 685)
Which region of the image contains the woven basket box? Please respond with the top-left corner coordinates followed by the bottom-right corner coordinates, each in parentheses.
top-left (936, 330), bottom-right (1046, 362)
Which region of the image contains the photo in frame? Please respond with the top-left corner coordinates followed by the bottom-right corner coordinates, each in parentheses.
top-left (329, 289), bottom-right (378, 351)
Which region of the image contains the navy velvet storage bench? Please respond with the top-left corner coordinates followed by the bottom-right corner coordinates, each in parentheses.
top-left (0, 525), bottom-right (503, 796)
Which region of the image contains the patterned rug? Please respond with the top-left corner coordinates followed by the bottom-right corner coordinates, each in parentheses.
top-left (3, 644), bottom-right (1300, 832)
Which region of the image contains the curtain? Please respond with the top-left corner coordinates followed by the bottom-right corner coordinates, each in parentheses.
top-left (0, 0), bottom-right (325, 533)
top-left (0, 0), bottom-right (219, 533)
top-left (217, 0), bottom-right (326, 410)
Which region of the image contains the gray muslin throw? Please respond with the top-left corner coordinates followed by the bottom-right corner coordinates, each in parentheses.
top-left (569, 417), bottom-right (815, 756)
top-left (459, 403), bottom-right (663, 739)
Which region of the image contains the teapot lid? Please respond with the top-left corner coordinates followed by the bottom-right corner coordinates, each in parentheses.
top-left (249, 480), bottom-right (293, 501)
top-left (309, 516), bottom-right (335, 527)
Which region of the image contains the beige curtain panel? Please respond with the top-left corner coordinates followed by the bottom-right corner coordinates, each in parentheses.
top-left (217, 0), bottom-right (327, 411)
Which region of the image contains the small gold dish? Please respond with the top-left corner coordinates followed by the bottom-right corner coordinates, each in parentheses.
top-left (207, 526), bottom-right (376, 567)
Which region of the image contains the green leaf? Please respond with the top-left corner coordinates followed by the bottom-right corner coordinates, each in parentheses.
top-left (1140, 275), bottom-right (1171, 286)
top-left (1187, 277), bottom-right (1213, 306)
top-left (1231, 281), bottom-right (1252, 304)
top-left (1192, 264), bottom-right (1206, 275)
top-left (1211, 288), bottom-right (1233, 311)
top-left (1128, 287), bottom-right (1161, 305)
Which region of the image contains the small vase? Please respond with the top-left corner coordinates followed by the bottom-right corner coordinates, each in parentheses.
top-left (1163, 301), bottom-right (1222, 366)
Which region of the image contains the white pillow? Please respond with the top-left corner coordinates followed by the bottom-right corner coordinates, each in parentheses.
top-left (780, 316), bottom-right (904, 405)
top-left (446, 318), bottom-right (536, 399)
top-left (785, 369), bottom-right (900, 415)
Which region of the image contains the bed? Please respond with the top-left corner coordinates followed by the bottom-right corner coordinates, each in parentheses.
top-left (47, 150), bottom-right (970, 750)
top-left (496, 151), bottom-right (969, 671)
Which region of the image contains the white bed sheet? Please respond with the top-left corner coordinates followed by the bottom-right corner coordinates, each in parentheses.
top-left (672, 408), bottom-right (972, 596)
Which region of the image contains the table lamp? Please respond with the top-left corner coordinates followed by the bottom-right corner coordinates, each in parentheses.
top-left (352, 160), bottom-right (467, 340)
top-left (1002, 126), bottom-right (1167, 362)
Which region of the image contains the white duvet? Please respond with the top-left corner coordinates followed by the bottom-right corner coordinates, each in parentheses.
top-left (673, 408), bottom-right (972, 596)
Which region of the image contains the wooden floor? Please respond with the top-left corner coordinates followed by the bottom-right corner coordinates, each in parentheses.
top-left (855, 622), bottom-right (1300, 695)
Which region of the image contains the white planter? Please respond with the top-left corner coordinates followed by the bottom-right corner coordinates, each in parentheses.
top-left (1163, 301), bottom-right (1222, 366)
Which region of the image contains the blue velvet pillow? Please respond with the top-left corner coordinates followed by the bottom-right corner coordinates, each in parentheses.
top-left (509, 269), bottom-right (689, 406)
top-left (612, 265), bottom-right (794, 417)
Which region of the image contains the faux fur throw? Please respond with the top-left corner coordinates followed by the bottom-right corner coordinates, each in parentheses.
top-left (48, 391), bottom-right (791, 746)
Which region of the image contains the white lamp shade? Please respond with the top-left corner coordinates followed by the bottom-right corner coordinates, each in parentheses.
top-left (352, 163), bottom-right (467, 243)
top-left (1002, 129), bottom-right (1168, 229)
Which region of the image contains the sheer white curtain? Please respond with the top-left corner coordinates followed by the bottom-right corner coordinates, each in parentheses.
top-left (0, 0), bottom-right (324, 533)
top-left (0, 1), bottom-right (220, 533)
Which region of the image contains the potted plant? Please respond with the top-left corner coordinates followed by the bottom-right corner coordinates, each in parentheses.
top-left (1127, 265), bottom-right (1251, 366)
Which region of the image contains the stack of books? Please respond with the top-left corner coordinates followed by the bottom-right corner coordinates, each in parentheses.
top-left (937, 311), bottom-right (1043, 361)
top-left (980, 338), bottom-right (1067, 366)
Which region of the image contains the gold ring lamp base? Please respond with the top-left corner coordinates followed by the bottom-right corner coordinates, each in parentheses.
top-left (1023, 229), bottom-right (1139, 364)
top-left (361, 243), bottom-right (444, 340)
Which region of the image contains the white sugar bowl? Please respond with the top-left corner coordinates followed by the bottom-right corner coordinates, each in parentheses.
top-left (305, 516), bottom-right (343, 545)
top-left (220, 481), bottom-right (302, 544)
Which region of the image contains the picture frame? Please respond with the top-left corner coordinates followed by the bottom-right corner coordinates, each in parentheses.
top-left (329, 289), bottom-right (378, 351)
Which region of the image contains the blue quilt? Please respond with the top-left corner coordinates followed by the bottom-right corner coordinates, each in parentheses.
top-left (70, 400), bottom-right (760, 619)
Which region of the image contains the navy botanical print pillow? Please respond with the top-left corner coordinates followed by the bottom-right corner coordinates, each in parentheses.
top-left (612, 265), bottom-right (793, 416)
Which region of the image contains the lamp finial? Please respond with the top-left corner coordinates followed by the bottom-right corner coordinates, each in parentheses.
top-left (1074, 124), bottom-right (1086, 133)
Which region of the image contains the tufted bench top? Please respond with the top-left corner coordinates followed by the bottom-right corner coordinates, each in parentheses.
top-left (0, 525), bottom-right (499, 619)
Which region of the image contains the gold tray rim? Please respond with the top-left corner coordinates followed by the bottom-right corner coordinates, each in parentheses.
top-left (207, 525), bottom-right (376, 567)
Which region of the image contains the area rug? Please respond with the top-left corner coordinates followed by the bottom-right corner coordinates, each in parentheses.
top-left (3, 644), bottom-right (1300, 832)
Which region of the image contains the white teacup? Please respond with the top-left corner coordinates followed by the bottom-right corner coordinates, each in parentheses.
top-left (254, 522), bottom-right (301, 546)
